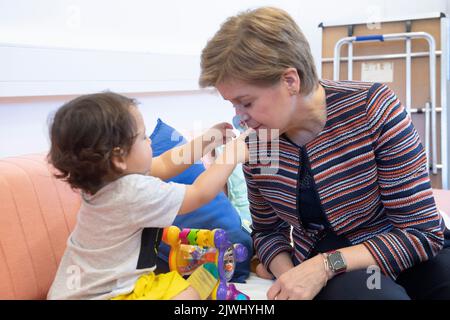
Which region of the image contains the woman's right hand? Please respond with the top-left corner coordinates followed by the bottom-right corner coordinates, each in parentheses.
top-left (267, 254), bottom-right (329, 300)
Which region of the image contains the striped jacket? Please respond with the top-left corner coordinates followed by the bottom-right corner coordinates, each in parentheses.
top-left (243, 80), bottom-right (445, 279)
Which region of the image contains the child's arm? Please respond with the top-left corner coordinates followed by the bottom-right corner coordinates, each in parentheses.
top-left (151, 123), bottom-right (235, 180)
top-left (178, 129), bottom-right (252, 214)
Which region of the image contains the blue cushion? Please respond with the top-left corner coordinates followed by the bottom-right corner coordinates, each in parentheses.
top-left (150, 118), bottom-right (252, 283)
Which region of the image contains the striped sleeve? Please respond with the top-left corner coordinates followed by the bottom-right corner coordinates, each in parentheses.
top-left (363, 83), bottom-right (445, 279)
top-left (242, 164), bottom-right (293, 272)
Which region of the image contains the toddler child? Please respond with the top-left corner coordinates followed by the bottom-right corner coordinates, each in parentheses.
top-left (46, 92), bottom-right (251, 300)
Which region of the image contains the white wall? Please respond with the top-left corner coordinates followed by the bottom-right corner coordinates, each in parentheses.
top-left (0, 90), bottom-right (234, 157)
top-left (0, 0), bottom-right (448, 157)
top-left (2, 0), bottom-right (447, 56)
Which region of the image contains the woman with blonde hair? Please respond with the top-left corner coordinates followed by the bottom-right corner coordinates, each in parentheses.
top-left (200, 6), bottom-right (450, 300)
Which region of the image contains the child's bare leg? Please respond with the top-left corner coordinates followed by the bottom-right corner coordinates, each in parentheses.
top-left (172, 286), bottom-right (200, 300)
top-left (172, 263), bottom-right (219, 300)
top-left (256, 262), bottom-right (275, 280)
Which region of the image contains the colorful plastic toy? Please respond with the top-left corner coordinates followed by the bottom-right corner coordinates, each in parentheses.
top-left (232, 114), bottom-right (249, 132)
top-left (162, 226), bottom-right (250, 300)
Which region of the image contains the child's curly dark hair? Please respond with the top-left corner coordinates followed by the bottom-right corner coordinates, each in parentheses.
top-left (48, 92), bottom-right (139, 194)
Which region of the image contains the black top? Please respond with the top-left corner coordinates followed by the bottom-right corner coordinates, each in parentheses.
top-left (298, 147), bottom-right (328, 231)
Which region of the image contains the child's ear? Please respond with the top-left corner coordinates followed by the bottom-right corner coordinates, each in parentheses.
top-left (110, 147), bottom-right (127, 172)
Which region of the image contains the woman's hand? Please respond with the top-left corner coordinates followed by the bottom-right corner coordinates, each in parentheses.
top-left (267, 254), bottom-right (329, 300)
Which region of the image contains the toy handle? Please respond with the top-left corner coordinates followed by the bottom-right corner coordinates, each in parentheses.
top-left (355, 35), bottom-right (384, 42)
top-left (213, 229), bottom-right (229, 249)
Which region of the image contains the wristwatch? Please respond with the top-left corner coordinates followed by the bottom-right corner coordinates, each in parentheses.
top-left (325, 250), bottom-right (347, 275)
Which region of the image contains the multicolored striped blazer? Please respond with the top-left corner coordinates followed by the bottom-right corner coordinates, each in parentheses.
top-left (243, 80), bottom-right (445, 279)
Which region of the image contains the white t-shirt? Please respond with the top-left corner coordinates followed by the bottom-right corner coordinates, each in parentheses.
top-left (47, 174), bottom-right (186, 300)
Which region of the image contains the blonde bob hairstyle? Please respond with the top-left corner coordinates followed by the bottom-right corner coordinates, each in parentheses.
top-left (199, 7), bottom-right (319, 95)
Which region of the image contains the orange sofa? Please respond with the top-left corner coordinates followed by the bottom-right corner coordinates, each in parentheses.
top-left (1, 153), bottom-right (449, 300)
top-left (0, 154), bottom-right (80, 299)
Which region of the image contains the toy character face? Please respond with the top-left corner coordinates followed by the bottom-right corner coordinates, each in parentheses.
top-left (223, 247), bottom-right (235, 280)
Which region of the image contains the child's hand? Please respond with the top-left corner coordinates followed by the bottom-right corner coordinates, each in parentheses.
top-left (204, 122), bottom-right (235, 150)
top-left (221, 128), bottom-right (255, 164)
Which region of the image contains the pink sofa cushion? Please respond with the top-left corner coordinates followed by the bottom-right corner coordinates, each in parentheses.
top-left (0, 154), bottom-right (80, 299)
top-left (433, 189), bottom-right (450, 227)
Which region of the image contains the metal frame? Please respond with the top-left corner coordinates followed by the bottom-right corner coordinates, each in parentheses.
top-left (441, 17), bottom-right (450, 189)
top-left (333, 32), bottom-right (442, 180)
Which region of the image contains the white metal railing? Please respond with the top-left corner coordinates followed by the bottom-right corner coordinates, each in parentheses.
top-left (333, 32), bottom-right (439, 176)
